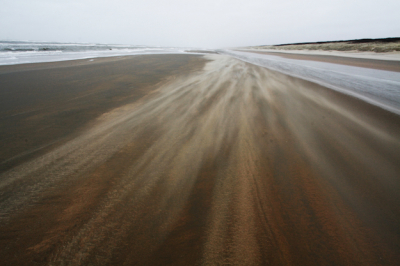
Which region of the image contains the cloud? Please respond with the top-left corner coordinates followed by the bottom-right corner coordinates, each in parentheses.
top-left (1, 0), bottom-right (399, 47)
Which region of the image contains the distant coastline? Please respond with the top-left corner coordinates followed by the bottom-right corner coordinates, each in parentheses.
top-left (247, 37), bottom-right (400, 53)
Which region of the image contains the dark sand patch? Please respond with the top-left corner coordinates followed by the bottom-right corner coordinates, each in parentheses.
top-left (0, 54), bottom-right (207, 172)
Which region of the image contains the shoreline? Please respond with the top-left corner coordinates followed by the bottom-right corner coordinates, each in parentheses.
top-left (0, 45), bottom-right (192, 66)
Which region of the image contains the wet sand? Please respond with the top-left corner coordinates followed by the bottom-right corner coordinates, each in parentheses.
top-left (239, 50), bottom-right (400, 72)
top-left (0, 54), bottom-right (399, 265)
top-left (0, 54), bottom-right (206, 172)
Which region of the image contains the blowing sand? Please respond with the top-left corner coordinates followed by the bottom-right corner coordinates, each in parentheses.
top-left (238, 49), bottom-right (400, 72)
top-left (0, 54), bottom-right (399, 265)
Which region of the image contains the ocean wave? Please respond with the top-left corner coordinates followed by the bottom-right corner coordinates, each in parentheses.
top-left (0, 41), bottom-right (151, 54)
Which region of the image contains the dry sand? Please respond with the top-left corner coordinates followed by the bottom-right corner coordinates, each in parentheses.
top-left (0, 54), bottom-right (399, 265)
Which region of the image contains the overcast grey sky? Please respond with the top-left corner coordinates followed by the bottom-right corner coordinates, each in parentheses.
top-left (1, 0), bottom-right (399, 48)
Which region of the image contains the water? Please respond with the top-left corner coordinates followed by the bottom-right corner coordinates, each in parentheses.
top-left (0, 40), bottom-right (190, 65)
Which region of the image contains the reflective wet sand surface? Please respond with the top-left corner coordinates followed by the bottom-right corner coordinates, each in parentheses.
top-left (0, 54), bottom-right (399, 265)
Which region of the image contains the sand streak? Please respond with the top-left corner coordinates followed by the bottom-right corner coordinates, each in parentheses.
top-left (0, 54), bottom-right (399, 265)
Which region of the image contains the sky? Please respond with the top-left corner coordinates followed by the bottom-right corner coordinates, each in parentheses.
top-left (1, 0), bottom-right (399, 48)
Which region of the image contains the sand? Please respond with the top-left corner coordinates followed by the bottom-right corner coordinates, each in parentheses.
top-left (242, 48), bottom-right (400, 60)
top-left (0, 54), bottom-right (206, 172)
top-left (238, 49), bottom-right (400, 72)
top-left (0, 54), bottom-right (399, 265)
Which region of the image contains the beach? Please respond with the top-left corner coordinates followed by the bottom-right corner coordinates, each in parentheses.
top-left (238, 49), bottom-right (400, 72)
top-left (0, 53), bottom-right (400, 265)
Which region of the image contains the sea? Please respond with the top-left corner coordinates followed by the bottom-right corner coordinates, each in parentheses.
top-left (0, 41), bottom-right (190, 65)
